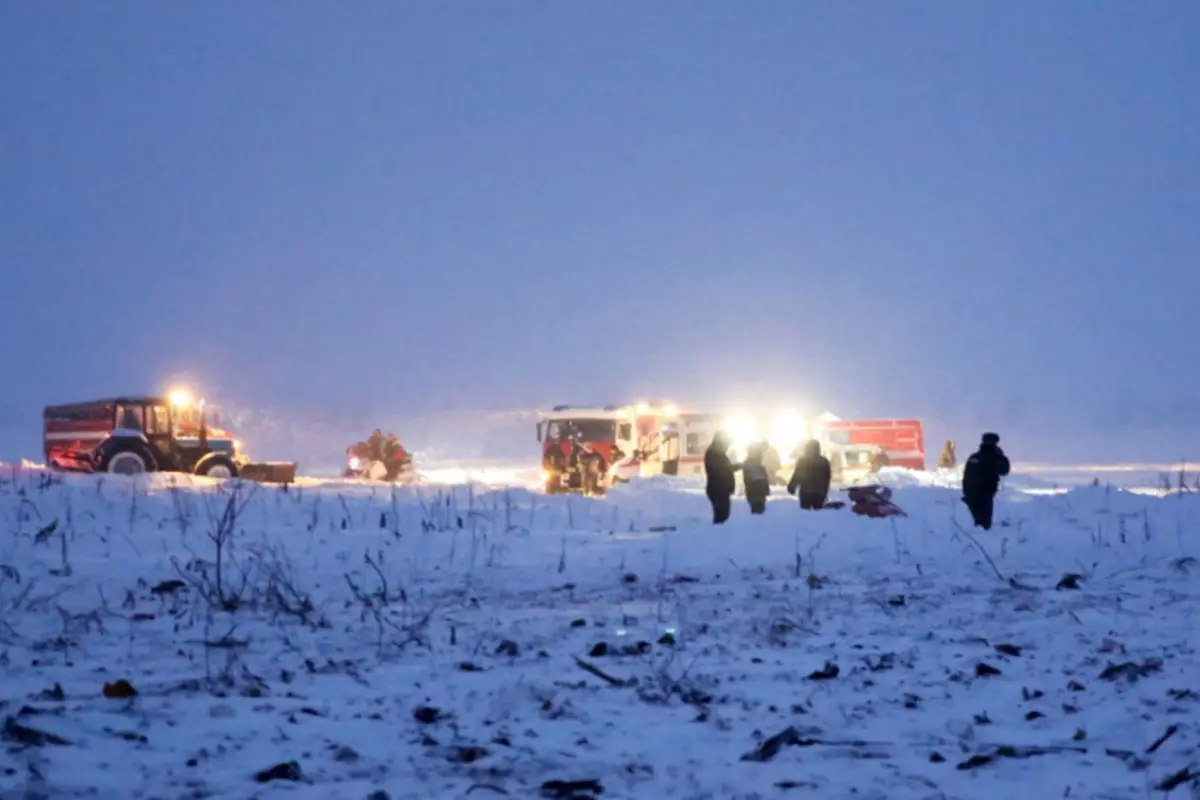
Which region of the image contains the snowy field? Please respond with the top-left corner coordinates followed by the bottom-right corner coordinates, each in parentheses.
top-left (0, 465), bottom-right (1197, 799)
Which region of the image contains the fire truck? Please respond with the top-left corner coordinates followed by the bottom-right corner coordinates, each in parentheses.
top-left (42, 388), bottom-right (297, 483)
top-left (672, 411), bottom-right (925, 485)
top-left (535, 400), bottom-right (681, 494)
top-left (816, 417), bottom-right (925, 482)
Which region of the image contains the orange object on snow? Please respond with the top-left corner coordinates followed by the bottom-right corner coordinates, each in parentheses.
top-left (846, 485), bottom-right (907, 518)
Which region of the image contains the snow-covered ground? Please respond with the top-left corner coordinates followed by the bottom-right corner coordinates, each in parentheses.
top-left (0, 464), bottom-right (1197, 799)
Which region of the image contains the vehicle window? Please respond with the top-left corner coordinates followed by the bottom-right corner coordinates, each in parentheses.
top-left (115, 405), bottom-right (144, 431)
top-left (686, 433), bottom-right (707, 455)
top-left (617, 422), bottom-right (632, 441)
top-left (548, 422), bottom-right (562, 439)
top-left (572, 420), bottom-right (615, 442)
top-left (147, 405), bottom-right (171, 435)
top-left (174, 407), bottom-right (201, 434)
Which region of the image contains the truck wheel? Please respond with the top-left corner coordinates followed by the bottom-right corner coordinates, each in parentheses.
top-left (102, 448), bottom-right (151, 475)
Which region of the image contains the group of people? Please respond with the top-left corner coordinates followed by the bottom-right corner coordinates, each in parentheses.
top-left (703, 432), bottom-right (834, 524)
top-left (542, 434), bottom-right (614, 496)
top-left (702, 430), bottom-right (1011, 530)
top-left (362, 429), bottom-right (413, 479)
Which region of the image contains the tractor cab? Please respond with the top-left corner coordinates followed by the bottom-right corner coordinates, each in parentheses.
top-left (91, 391), bottom-right (241, 477)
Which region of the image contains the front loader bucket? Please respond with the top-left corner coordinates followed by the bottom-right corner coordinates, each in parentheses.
top-left (239, 461), bottom-right (297, 484)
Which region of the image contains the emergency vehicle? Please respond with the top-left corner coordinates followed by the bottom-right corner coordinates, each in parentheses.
top-left (42, 388), bottom-right (297, 483)
top-left (817, 417), bottom-right (925, 482)
top-left (673, 411), bottom-right (925, 485)
top-left (535, 400), bottom-right (681, 493)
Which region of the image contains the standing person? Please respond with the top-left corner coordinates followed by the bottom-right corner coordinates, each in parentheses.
top-left (787, 439), bottom-right (832, 510)
top-left (704, 430), bottom-right (741, 524)
top-left (938, 440), bottom-right (957, 470)
top-left (742, 440), bottom-right (771, 515)
top-left (962, 432), bottom-right (1010, 530)
top-left (762, 442), bottom-right (783, 486)
top-left (542, 437), bottom-right (567, 493)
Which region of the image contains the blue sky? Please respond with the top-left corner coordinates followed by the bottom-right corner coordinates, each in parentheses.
top-left (2, 1), bottom-right (1198, 462)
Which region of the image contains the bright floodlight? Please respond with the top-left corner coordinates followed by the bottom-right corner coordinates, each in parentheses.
top-left (636, 402), bottom-right (650, 415)
top-left (769, 411), bottom-right (806, 455)
top-left (723, 413), bottom-right (758, 450)
top-left (662, 403), bottom-right (679, 417)
top-left (168, 388), bottom-right (193, 407)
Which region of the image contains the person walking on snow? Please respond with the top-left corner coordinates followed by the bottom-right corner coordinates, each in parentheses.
top-left (742, 440), bottom-right (772, 515)
top-left (787, 439), bottom-right (832, 510)
top-left (961, 432), bottom-right (1010, 530)
top-left (704, 430), bottom-right (742, 524)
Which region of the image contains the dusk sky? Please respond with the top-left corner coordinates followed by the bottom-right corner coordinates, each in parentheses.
top-left (2, 1), bottom-right (1198, 463)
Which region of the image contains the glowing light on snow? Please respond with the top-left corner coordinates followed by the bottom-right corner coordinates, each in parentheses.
top-left (420, 467), bottom-right (526, 486)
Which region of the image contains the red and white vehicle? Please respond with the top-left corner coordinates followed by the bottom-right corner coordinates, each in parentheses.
top-left (42, 388), bottom-right (296, 483)
top-left (671, 410), bottom-right (925, 486)
top-left (535, 400), bottom-right (682, 493)
top-left (815, 417), bottom-right (925, 483)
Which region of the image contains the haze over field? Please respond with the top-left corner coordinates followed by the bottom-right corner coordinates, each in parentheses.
top-left (2, 2), bottom-right (1198, 467)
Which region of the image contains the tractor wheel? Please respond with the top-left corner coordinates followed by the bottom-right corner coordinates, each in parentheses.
top-left (100, 445), bottom-right (153, 475)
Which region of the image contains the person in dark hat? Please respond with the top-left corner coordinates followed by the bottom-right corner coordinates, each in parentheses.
top-left (704, 430), bottom-right (742, 524)
top-left (787, 439), bottom-right (832, 510)
top-left (961, 432), bottom-right (1010, 530)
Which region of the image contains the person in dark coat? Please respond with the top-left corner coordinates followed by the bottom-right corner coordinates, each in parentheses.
top-left (704, 430), bottom-right (741, 524)
top-left (787, 439), bottom-right (832, 510)
top-left (961, 432), bottom-right (1010, 530)
top-left (762, 443), bottom-right (783, 486)
top-left (742, 441), bottom-right (771, 514)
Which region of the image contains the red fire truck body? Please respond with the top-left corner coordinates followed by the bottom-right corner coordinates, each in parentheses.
top-left (819, 418), bottom-right (926, 471)
top-left (536, 401), bottom-right (681, 493)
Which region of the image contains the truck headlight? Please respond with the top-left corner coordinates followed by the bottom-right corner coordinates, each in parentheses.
top-left (348, 457), bottom-right (361, 470)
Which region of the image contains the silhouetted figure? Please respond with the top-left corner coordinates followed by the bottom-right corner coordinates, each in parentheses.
top-left (938, 439), bottom-right (957, 470)
top-left (787, 439), bottom-right (832, 510)
top-left (762, 443), bottom-right (783, 486)
top-left (543, 439), bottom-right (567, 493)
top-left (580, 448), bottom-right (606, 497)
top-left (962, 432), bottom-right (1010, 530)
top-left (742, 440), bottom-right (771, 514)
top-left (704, 430), bottom-right (741, 524)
